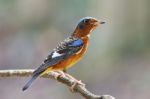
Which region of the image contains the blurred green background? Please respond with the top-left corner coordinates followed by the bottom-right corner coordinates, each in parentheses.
top-left (0, 0), bottom-right (150, 99)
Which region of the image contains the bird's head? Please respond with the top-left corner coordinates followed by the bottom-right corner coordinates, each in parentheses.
top-left (73, 17), bottom-right (105, 37)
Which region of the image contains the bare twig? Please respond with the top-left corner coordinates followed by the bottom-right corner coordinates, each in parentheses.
top-left (0, 69), bottom-right (115, 99)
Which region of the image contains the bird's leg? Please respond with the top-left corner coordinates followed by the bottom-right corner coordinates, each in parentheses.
top-left (55, 70), bottom-right (85, 92)
top-left (70, 80), bottom-right (85, 92)
top-left (70, 79), bottom-right (85, 92)
top-left (54, 70), bottom-right (66, 79)
top-left (64, 74), bottom-right (85, 92)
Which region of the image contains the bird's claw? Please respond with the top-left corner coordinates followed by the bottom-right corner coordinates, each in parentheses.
top-left (70, 80), bottom-right (85, 92)
top-left (54, 71), bottom-right (66, 79)
top-left (53, 71), bottom-right (85, 92)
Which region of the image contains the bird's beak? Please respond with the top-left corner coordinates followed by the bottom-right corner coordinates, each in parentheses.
top-left (100, 21), bottom-right (105, 24)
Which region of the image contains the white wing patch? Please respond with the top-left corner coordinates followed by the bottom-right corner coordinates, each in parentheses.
top-left (52, 51), bottom-right (63, 58)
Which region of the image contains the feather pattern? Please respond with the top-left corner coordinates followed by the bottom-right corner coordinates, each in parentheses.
top-left (22, 36), bottom-right (84, 91)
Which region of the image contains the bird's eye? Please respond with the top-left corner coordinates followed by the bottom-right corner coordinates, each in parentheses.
top-left (83, 19), bottom-right (89, 23)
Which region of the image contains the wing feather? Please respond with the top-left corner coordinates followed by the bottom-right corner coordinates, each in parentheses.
top-left (23, 37), bottom-right (84, 91)
top-left (33, 37), bottom-right (83, 76)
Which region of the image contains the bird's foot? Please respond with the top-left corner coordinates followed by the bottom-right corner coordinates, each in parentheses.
top-left (70, 80), bottom-right (85, 92)
top-left (54, 71), bottom-right (66, 79)
top-left (54, 71), bottom-right (85, 92)
top-left (64, 73), bottom-right (85, 92)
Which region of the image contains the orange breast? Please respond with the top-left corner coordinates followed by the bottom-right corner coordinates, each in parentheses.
top-left (51, 36), bottom-right (89, 71)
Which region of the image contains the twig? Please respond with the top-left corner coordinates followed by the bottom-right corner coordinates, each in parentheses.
top-left (0, 69), bottom-right (115, 99)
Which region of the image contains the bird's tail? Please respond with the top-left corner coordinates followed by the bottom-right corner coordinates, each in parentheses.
top-left (22, 73), bottom-right (40, 91)
top-left (22, 66), bottom-right (52, 91)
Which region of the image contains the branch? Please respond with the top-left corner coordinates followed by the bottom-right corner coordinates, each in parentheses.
top-left (0, 69), bottom-right (115, 99)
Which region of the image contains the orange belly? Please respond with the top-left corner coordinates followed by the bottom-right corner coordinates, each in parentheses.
top-left (52, 49), bottom-right (85, 70)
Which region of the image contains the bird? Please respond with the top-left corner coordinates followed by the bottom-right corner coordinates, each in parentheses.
top-left (22, 17), bottom-right (105, 91)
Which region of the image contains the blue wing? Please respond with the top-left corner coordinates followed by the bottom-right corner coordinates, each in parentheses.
top-left (69, 39), bottom-right (83, 47)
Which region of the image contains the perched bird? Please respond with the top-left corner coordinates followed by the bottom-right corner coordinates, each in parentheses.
top-left (22, 17), bottom-right (105, 91)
